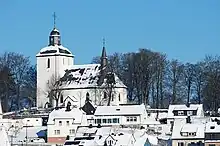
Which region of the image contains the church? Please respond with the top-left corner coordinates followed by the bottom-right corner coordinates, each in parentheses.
top-left (36, 24), bottom-right (128, 109)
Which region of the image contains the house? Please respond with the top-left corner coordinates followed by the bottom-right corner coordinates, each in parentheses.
top-left (47, 104), bottom-right (87, 144)
top-left (64, 125), bottom-right (147, 146)
top-left (171, 117), bottom-right (206, 146)
top-left (167, 104), bottom-right (204, 125)
top-left (205, 121), bottom-right (220, 146)
top-left (93, 104), bottom-right (148, 126)
top-left (36, 24), bottom-right (128, 109)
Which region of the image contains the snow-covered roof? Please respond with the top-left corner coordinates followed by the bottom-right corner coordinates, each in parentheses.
top-left (36, 45), bottom-right (73, 57)
top-left (48, 107), bottom-right (85, 124)
top-left (60, 64), bottom-right (126, 89)
top-left (94, 104), bottom-right (146, 116)
top-left (205, 122), bottom-right (220, 133)
top-left (167, 104), bottom-right (204, 119)
top-left (172, 118), bottom-right (205, 140)
top-left (13, 126), bottom-right (46, 143)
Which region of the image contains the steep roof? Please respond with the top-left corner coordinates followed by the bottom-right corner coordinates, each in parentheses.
top-left (59, 64), bottom-right (126, 89)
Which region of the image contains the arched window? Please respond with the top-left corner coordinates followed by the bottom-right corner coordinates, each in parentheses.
top-left (104, 92), bottom-right (107, 99)
top-left (86, 92), bottom-right (90, 101)
top-left (47, 58), bottom-right (50, 68)
top-left (60, 95), bottom-right (64, 103)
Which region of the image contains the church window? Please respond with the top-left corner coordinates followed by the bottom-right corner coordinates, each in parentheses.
top-left (104, 92), bottom-right (107, 99)
top-left (86, 92), bottom-right (90, 101)
top-left (60, 95), bottom-right (64, 103)
top-left (47, 58), bottom-right (50, 68)
top-left (118, 94), bottom-right (121, 101)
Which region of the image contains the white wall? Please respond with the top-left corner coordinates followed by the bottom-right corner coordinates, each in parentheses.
top-left (22, 118), bottom-right (42, 127)
top-left (37, 54), bottom-right (74, 108)
top-left (61, 87), bottom-right (127, 108)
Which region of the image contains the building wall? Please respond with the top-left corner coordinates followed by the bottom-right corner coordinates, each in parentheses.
top-left (37, 54), bottom-right (74, 108)
top-left (172, 139), bottom-right (204, 146)
top-left (22, 118), bottom-right (42, 127)
top-left (61, 87), bottom-right (127, 108)
top-left (205, 142), bottom-right (220, 146)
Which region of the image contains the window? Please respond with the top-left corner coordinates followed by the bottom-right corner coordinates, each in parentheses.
top-left (178, 111), bottom-right (184, 116)
top-left (181, 132), bottom-right (188, 136)
top-left (103, 119), bottom-right (107, 124)
top-left (63, 58), bottom-right (65, 65)
top-left (118, 94), bottom-right (121, 101)
top-left (66, 121), bottom-right (70, 126)
top-left (113, 118), bottom-right (119, 123)
top-left (209, 144), bottom-right (216, 146)
top-left (127, 117), bottom-right (137, 122)
top-left (96, 119), bottom-right (101, 124)
top-left (178, 142), bottom-right (184, 146)
top-left (59, 121), bottom-right (62, 126)
top-left (134, 117), bottom-right (137, 122)
top-left (187, 111), bottom-right (193, 116)
top-left (47, 58), bottom-right (50, 68)
top-left (104, 92), bottom-right (107, 98)
top-left (69, 129), bottom-right (75, 135)
top-left (86, 92), bottom-right (90, 101)
top-left (60, 95), bottom-right (64, 103)
top-left (54, 130), bottom-right (60, 135)
top-left (108, 119), bottom-right (112, 123)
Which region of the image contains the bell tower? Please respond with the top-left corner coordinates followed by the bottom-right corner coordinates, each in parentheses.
top-left (36, 13), bottom-right (74, 108)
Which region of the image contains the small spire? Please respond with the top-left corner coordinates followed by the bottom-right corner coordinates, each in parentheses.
top-left (52, 12), bottom-right (57, 28)
top-left (102, 37), bottom-right (106, 48)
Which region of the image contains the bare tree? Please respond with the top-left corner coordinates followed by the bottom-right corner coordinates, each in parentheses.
top-left (0, 52), bottom-right (31, 110)
top-left (46, 75), bottom-right (63, 107)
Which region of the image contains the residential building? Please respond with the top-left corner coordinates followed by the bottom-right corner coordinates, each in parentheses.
top-left (172, 117), bottom-right (206, 146)
top-left (47, 104), bottom-right (87, 144)
top-left (167, 104), bottom-right (204, 125)
top-left (205, 121), bottom-right (220, 146)
top-left (93, 104), bottom-right (148, 126)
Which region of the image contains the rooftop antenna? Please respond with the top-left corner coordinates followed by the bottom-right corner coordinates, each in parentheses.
top-left (52, 12), bottom-right (57, 28)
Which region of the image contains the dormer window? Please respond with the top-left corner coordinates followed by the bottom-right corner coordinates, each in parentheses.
top-left (178, 111), bottom-right (184, 116)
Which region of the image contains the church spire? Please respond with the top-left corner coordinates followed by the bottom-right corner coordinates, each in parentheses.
top-left (98, 38), bottom-right (108, 86)
top-left (101, 38), bottom-right (107, 69)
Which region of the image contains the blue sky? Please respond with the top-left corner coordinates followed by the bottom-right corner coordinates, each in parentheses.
top-left (0, 0), bottom-right (219, 65)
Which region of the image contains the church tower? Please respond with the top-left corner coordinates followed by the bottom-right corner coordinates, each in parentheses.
top-left (36, 13), bottom-right (74, 108)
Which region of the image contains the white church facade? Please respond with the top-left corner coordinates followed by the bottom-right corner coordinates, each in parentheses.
top-left (36, 26), bottom-right (127, 109)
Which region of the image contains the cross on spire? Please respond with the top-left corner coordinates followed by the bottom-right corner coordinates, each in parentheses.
top-left (102, 37), bottom-right (106, 48)
top-left (52, 12), bottom-right (57, 28)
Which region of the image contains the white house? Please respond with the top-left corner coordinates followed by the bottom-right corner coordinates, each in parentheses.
top-left (47, 105), bottom-right (87, 144)
top-left (204, 121), bottom-right (220, 146)
top-left (93, 104), bottom-right (148, 126)
top-left (171, 117), bottom-right (207, 146)
top-left (36, 25), bottom-right (127, 109)
top-left (167, 104), bottom-right (204, 125)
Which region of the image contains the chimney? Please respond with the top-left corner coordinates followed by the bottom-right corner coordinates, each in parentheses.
top-left (186, 116), bottom-right (191, 123)
top-left (186, 102), bottom-right (190, 108)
